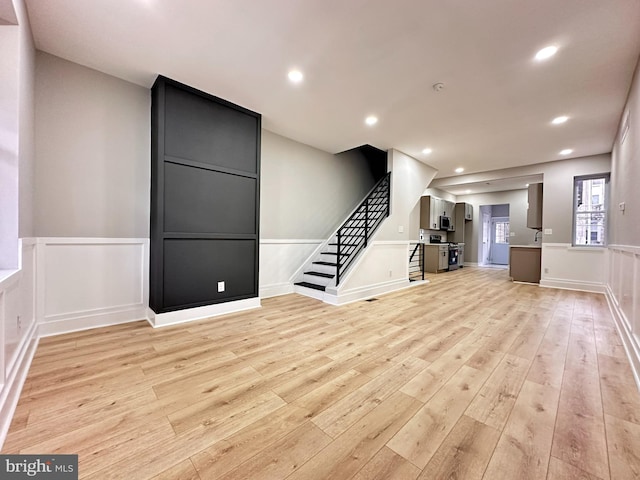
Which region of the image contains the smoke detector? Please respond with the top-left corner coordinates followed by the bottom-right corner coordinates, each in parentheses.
top-left (433, 82), bottom-right (445, 92)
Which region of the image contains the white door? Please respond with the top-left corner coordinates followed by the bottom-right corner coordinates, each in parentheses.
top-left (490, 217), bottom-right (510, 265)
top-left (481, 211), bottom-right (491, 265)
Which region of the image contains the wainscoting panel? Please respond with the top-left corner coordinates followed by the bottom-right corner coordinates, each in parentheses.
top-left (606, 245), bottom-right (640, 390)
top-left (540, 243), bottom-right (606, 292)
top-left (0, 240), bottom-right (38, 449)
top-left (259, 239), bottom-right (323, 298)
top-left (36, 238), bottom-right (149, 336)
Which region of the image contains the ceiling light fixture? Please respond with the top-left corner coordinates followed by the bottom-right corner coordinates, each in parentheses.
top-left (422, 148), bottom-right (432, 155)
top-left (455, 167), bottom-right (464, 174)
top-left (365, 115), bottom-right (378, 126)
top-left (552, 115), bottom-right (569, 124)
top-left (535, 46), bottom-right (558, 61)
top-left (525, 184), bottom-right (530, 187)
top-left (465, 190), bottom-right (471, 194)
top-left (287, 69), bottom-right (303, 83)
top-left (559, 148), bottom-right (573, 155)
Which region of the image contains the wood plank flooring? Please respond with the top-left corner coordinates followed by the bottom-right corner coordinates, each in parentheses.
top-left (3, 267), bottom-right (640, 479)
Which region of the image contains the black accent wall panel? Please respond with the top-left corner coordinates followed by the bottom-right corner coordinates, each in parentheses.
top-left (163, 163), bottom-right (256, 234)
top-left (163, 239), bottom-right (256, 309)
top-left (150, 76), bottom-right (260, 314)
top-left (164, 84), bottom-right (258, 173)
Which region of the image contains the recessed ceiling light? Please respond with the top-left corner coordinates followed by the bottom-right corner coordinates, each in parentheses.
top-left (465, 189), bottom-right (471, 194)
top-left (525, 184), bottom-right (530, 187)
top-left (455, 167), bottom-right (464, 174)
top-left (535, 46), bottom-right (558, 61)
top-left (559, 148), bottom-right (573, 155)
top-left (365, 115), bottom-right (378, 126)
top-left (552, 116), bottom-right (569, 124)
top-left (287, 69), bottom-right (303, 83)
top-left (422, 148), bottom-right (432, 155)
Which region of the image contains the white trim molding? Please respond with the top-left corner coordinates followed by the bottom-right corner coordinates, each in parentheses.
top-left (35, 238), bottom-right (149, 336)
top-left (606, 244), bottom-right (640, 391)
top-left (539, 243), bottom-right (606, 293)
top-left (148, 297), bottom-right (261, 328)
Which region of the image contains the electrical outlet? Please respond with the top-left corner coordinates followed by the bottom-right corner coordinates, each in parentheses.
top-left (398, 225), bottom-right (404, 233)
top-left (17, 315), bottom-right (21, 329)
top-left (544, 268), bottom-right (549, 274)
top-left (544, 228), bottom-right (552, 235)
top-left (389, 270), bottom-right (392, 277)
top-left (217, 281), bottom-right (225, 292)
top-left (510, 232), bottom-right (515, 237)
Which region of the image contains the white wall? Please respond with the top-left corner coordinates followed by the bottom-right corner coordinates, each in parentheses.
top-left (607, 55), bottom-right (640, 388)
top-left (34, 52), bottom-right (151, 238)
top-left (378, 149), bottom-right (438, 241)
top-left (0, 17), bottom-right (19, 268)
top-left (260, 130), bottom-right (375, 239)
top-left (17, 0), bottom-right (35, 239)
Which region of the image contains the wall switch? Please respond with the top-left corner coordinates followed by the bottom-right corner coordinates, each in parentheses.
top-left (510, 232), bottom-right (515, 237)
top-left (398, 225), bottom-right (404, 233)
top-left (389, 270), bottom-right (393, 277)
top-left (619, 202), bottom-right (626, 212)
top-left (544, 228), bottom-right (552, 235)
top-left (217, 281), bottom-right (225, 292)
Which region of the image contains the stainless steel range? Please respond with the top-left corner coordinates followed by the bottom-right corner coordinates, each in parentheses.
top-left (447, 243), bottom-right (459, 271)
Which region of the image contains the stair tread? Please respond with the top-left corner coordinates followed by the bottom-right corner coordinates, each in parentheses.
top-left (305, 271), bottom-right (334, 278)
top-left (313, 261), bottom-right (339, 267)
top-left (294, 281), bottom-right (326, 291)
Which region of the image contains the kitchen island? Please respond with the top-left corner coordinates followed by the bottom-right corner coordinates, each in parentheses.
top-left (509, 245), bottom-right (542, 283)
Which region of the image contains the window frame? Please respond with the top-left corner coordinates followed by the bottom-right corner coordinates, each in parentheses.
top-left (572, 173), bottom-right (610, 247)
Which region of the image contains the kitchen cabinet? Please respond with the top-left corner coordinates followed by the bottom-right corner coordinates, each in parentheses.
top-left (450, 203), bottom-right (472, 243)
top-left (527, 183), bottom-right (543, 229)
top-left (509, 246), bottom-right (541, 283)
top-left (420, 196), bottom-right (439, 230)
top-left (423, 244), bottom-right (449, 273)
top-left (464, 203), bottom-right (473, 220)
top-left (420, 196), bottom-right (457, 231)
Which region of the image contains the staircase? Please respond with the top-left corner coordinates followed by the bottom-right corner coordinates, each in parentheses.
top-left (294, 172), bottom-right (391, 296)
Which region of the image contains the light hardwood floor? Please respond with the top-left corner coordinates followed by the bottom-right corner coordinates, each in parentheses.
top-left (3, 267), bottom-right (640, 479)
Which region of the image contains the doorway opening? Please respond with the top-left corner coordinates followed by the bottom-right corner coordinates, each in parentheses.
top-left (478, 204), bottom-right (510, 268)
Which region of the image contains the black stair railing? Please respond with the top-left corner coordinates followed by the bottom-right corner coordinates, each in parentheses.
top-left (408, 243), bottom-right (425, 281)
top-left (336, 172), bottom-right (391, 285)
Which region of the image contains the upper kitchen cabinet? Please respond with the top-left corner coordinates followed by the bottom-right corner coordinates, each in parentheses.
top-left (420, 196), bottom-right (439, 230)
top-left (464, 203), bottom-right (473, 220)
top-left (420, 196), bottom-right (455, 230)
top-left (527, 183), bottom-right (543, 229)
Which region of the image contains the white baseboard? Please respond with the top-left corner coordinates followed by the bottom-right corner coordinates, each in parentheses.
top-left (39, 305), bottom-right (148, 337)
top-left (540, 278), bottom-right (606, 293)
top-left (605, 285), bottom-right (640, 392)
top-left (324, 278), bottom-right (415, 306)
top-left (293, 284), bottom-right (325, 301)
top-left (0, 321), bottom-right (39, 450)
top-left (148, 297), bottom-right (261, 328)
top-left (260, 282), bottom-right (294, 298)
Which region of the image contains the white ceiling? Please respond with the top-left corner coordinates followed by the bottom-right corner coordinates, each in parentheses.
top-left (24, 0), bottom-right (640, 181)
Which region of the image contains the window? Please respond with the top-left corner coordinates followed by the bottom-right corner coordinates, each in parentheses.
top-left (494, 221), bottom-right (510, 244)
top-left (573, 174), bottom-right (609, 246)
